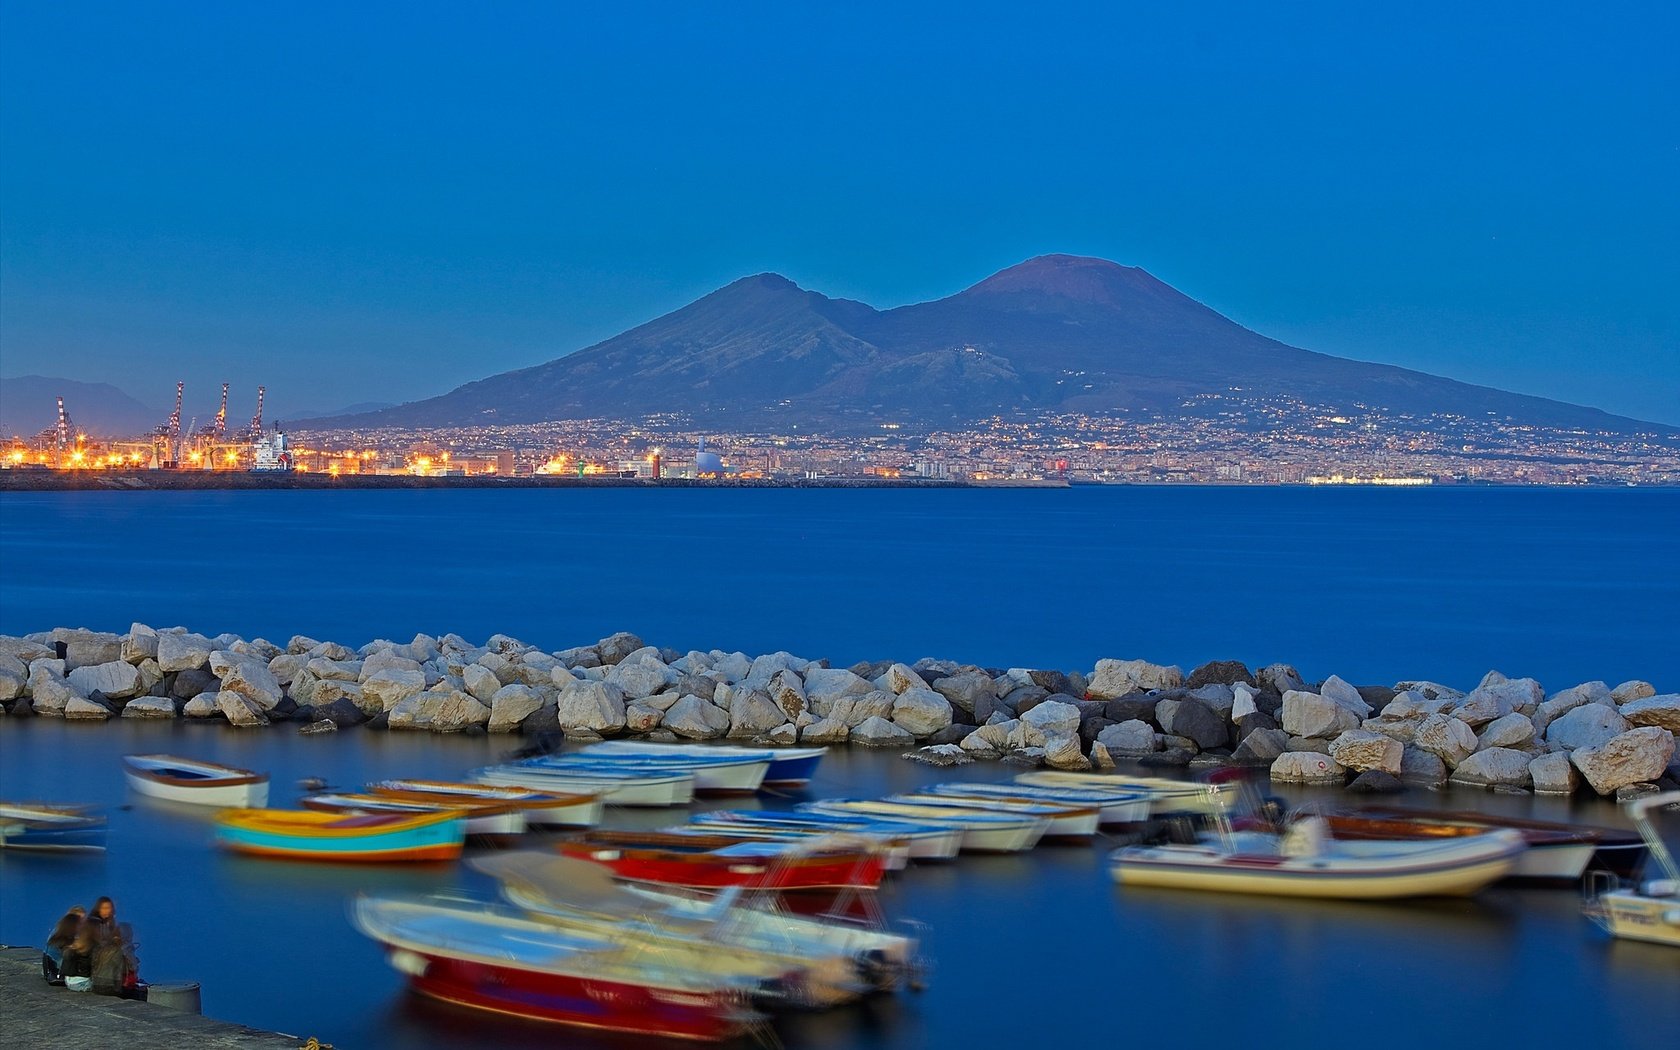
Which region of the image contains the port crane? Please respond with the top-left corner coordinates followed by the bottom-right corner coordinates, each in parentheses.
top-left (249, 385), bottom-right (265, 438)
top-left (154, 381), bottom-right (184, 465)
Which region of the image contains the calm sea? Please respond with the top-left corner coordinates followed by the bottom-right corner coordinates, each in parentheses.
top-left (1, 487), bottom-right (1678, 1049)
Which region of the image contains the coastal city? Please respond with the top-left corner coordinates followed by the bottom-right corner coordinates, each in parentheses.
top-left (3, 385), bottom-right (1677, 486)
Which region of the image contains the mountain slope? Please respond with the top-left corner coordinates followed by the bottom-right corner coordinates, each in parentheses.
top-left (302, 256), bottom-right (1664, 433)
top-left (0, 375), bottom-right (164, 438)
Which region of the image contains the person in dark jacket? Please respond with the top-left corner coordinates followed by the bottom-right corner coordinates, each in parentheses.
top-left (41, 906), bottom-right (85, 984)
top-left (61, 896), bottom-right (134, 993)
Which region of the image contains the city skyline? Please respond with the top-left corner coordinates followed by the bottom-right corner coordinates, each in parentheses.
top-left (1, 3), bottom-right (1676, 423)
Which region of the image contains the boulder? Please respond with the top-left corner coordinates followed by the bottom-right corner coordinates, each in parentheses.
top-left (1042, 733), bottom-right (1090, 771)
top-left (1619, 694), bottom-right (1680, 732)
top-left (298, 719), bottom-right (338, 735)
top-left (1270, 751), bottom-right (1346, 785)
top-left (765, 670), bottom-right (807, 720)
top-left (803, 668), bottom-right (874, 712)
top-left (1232, 727), bottom-right (1290, 764)
top-left (171, 667), bottom-right (218, 699)
top-left (1086, 659), bottom-right (1183, 700)
top-left (1256, 663), bottom-right (1306, 695)
top-left (833, 691), bottom-right (895, 728)
top-left (362, 668), bottom-right (428, 711)
top-left (156, 632), bottom-right (214, 673)
top-left (606, 658), bottom-right (677, 699)
top-left (891, 688), bottom-right (954, 737)
top-left (1164, 697), bottom-right (1228, 750)
top-left (390, 690), bottom-right (491, 732)
top-left (209, 650), bottom-right (284, 710)
top-left (1230, 683), bottom-right (1260, 722)
top-left (1327, 730), bottom-right (1404, 775)
top-left (595, 632), bottom-right (645, 665)
top-left (728, 691), bottom-right (787, 738)
top-left (1545, 704), bottom-right (1630, 751)
top-left (930, 670), bottom-right (994, 715)
top-left (1398, 746), bottom-right (1448, 786)
top-left (487, 684), bottom-right (545, 733)
top-left (1452, 681), bottom-right (1527, 727)
top-left (1449, 748), bottom-right (1534, 789)
top-left (1533, 693), bottom-right (1592, 736)
top-left (55, 628), bottom-right (123, 670)
top-left (802, 717), bottom-right (850, 744)
top-left (120, 694), bottom-right (177, 718)
top-left (1186, 660), bottom-right (1254, 689)
top-left (313, 696), bottom-right (367, 727)
top-left (1571, 727), bottom-right (1676, 796)
top-left (664, 696), bottom-right (730, 739)
top-left (462, 663), bottom-right (501, 702)
top-left (1020, 699), bottom-right (1081, 737)
top-left (360, 651), bottom-right (423, 680)
top-left (1103, 696), bottom-right (1157, 723)
top-left (122, 623), bottom-right (160, 663)
top-left (1412, 715), bottom-right (1478, 768)
top-left (66, 661), bottom-right (143, 700)
top-left (625, 702), bottom-right (666, 733)
top-left (883, 663), bottom-right (929, 695)
top-left (1089, 741), bottom-right (1116, 769)
top-left (1097, 719), bottom-right (1158, 756)
top-left (1476, 712), bottom-right (1536, 751)
top-left (1529, 752), bottom-right (1579, 795)
top-left (554, 680), bottom-right (628, 734)
top-left (852, 716), bottom-right (914, 748)
top-left (1382, 690), bottom-right (1455, 719)
top-left (215, 690), bottom-right (269, 727)
top-left (1611, 680), bottom-right (1657, 705)
top-left (1347, 771), bottom-right (1405, 794)
top-left (26, 664), bottom-right (76, 717)
top-left (767, 723), bottom-right (799, 746)
top-left (1318, 675), bottom-right (1371, 714)
top-left (181, 694), bottom-right (220, 717)
top-left (1280, 689), bottom-right (1365, 738)
top-left (902, 744), bottom-right (972, 767)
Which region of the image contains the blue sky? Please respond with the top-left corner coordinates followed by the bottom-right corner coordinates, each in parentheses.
top-left (2, 1), bottom-right (1676, 422)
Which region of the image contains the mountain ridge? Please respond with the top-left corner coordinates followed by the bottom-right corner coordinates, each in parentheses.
top-left (297, 256), bottom-right (1671, 434)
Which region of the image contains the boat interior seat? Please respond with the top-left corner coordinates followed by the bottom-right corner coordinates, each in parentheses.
top-left (1281, 816), bottom-right (1330, 857)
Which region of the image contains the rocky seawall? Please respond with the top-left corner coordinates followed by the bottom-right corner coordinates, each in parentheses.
top-left (3, 625), bottom-right (1676, 799)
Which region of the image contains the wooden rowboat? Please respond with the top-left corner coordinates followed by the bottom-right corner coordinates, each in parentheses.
top-left (366, 779), bottom-right (604, 827)
top-left (557, 830), bottom-right (889, 891)
top-left (1325, 807), bottom-right (1646, 881)
top-left (215, 808), bottom-right (465, 862)
top-left (124, 754), bottom-right (269, 807)
top-left (0, 802), bottom-right (107, 851)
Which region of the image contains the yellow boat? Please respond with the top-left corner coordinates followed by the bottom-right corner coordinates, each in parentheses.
top-left (215, 808), bottom-right (466, 862)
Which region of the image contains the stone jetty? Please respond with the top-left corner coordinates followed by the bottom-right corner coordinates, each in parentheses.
top-left (3, 625), bottom-right (1676, 799)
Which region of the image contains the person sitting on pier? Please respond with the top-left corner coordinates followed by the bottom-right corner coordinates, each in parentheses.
top-left (40, 905), bottom-right (85, 985)
top-left (60, 897), bottom-right (141, 996)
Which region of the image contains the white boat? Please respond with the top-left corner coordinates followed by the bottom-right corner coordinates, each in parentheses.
top-left (586, 741), bottom-right (829, 788)
top-left (472, 762), bottom-right (694, 807)
top-left (0, 803), bottom-right (107, 851)
top-left (535, 753), bottom-right (769, 795)
top-left (1110, 816), bottom-right (1526, 899)
top-left (699, 810), bottom-right (964, 861)
top-left (1584, 791), bottom-right (1680, 948)
top-left (803, 800), bottom-right (1048, 853)
top-left (301, 792), bottom-right (527, 837)
top-left (888, 792), bottom-right (1101, 840)
top-left (925, 782), bottom-right (1152, 824)
top-left (123, 754), bottom-right (270, 807)
top-left (1014, 772), bottom-right (1230, 815)
top-left (367, 779), bottom-right (605, 827)
top-left (678, 819), bottom-right (912, 870)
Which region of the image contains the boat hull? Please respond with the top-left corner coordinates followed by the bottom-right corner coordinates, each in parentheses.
top-left (370, 781), bottom-right (605, 828)
top-left (124, 755), bottom-right (269, 808)
top-left (1593, 891), bottom-right (1680, 948)
top-left (474, 768), bottom-right (694, 807)
top-left (559, 843), bottom-right (887, 891)
top-left (0, 806), bottom-right (106, 851)
top-left (302, 795), bottom-right (526, 838)
top-left (216, 810), bottom-right (465, 862)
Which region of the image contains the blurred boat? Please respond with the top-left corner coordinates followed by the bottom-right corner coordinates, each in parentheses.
top-left (697, 810), bottom-right (964, 861)
top-left (1325, 806), bottom-right (1646, 881)
top-left (0, 802), bottom-right (106, 851)
top-left (472, 760), bottom-right (694, 806)
top-left (1584, 791), bottom-right (1680, 947)
top-left (1110, 815), bottom-right (1526, 899)
top-left (366, 779), bottom-right (605, 827)
top-left (531, 752), bottom-right (770, 795)
top-left (586, 741), bottom-right (829, 788)
top-left (675, 819), bottom-right (911, 870)
top-left (301, 792), bottom-right (523, 837)
top-left (124, 754), bottom-right (269, 807)
top-left (887, 792), bottom-right (1100, 841)
top-left (1014, 771), bottom-right (1229, 815)
top-left (477, 853), bottom-right (923, 996)
top-left (215, 808), bottom-right (465, 862)
top-left (802, 799), bottom-right (1048, 853)
top-left (353, 895), bottom-right (764, 1040)
top-left (923, 781), bottom-right (1152, 824)
top-left (557, 829), bottom-right (889, 891)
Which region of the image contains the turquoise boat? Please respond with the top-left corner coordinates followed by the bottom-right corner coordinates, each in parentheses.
top-left (214, 808), bottom-right (466, 862)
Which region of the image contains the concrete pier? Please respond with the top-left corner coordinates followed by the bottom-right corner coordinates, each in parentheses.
top-left (0, 947), bottom-right (301, 1050)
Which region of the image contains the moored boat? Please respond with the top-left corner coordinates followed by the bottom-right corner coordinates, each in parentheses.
top-left (699, 810), bottom-right (964, 861)
top-left (888, 792), bottom-right (1100, 841)
top-left (301, 792), bottom-right (524, 838)
top-left (215, 808), bottom-right (466, 862)
top-left (1014, 771), bottom-right (1229, 815)
top-left (1326, 807), bottom-right (1645, 881)
top-left (367, 779), bottom-right (604, 827)
top-left (557, 829), bottom-right (889, 891)
top-left (535, 752), bottom-right (770, 795)
top-left (1110, 816), bottom-right (1526, 899)
top-left (677, 819), bottom-right (912, 870)
top-left (587, 741), bottom-right (829, 788)
top-left (1584, 791), bottom-right (1680, 948)
top-left (0, 803), bottom-right (107, 851)
top-left (124, 754), bottom-right (270, 808)
top-left (472, 761), bottom-right (695, 807)
top-left (353, 895), bottom-right (764, 1040)
top-left (924, 781), bottom-right (1152, 824)
top-left (802, 799), bottom-right (1049, 853)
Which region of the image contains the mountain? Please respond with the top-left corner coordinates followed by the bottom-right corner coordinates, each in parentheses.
top-left (0, 375), bottom-right (165, 438)
top-left (287, 400), bottom-right (398, 422)
top-left (300, 255), bottom-right (1666, 433)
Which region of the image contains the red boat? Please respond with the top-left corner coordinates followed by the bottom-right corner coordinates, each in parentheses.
top-left (557, 830), bottom-right (888, 892)
top-left (353, 896), bottom-right (763, 1041)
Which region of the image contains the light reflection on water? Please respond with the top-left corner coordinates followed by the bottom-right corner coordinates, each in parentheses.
top-left (2, 720), bottom-right (1677, 1050)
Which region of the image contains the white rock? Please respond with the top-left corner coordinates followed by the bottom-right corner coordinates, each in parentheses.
top-left (1619, 694), bottom-right (1680, 732)
top-left (1090, 741), bottom-right (1116, 769)
top-left (664, 695), bottom-right (729, 739)
top-left (1570, 727), bottom-right (1676, 795)
top-left (1449, 748), bottom-right (1533, 789)
top-left (26, 663), bottom-right (77, 716)
top-left (1382, 689), bottom-right (1455, 719)
top-left (890, 687), bottom-right (953, 737)
top-left (1611, 680), bottom-right (1656, 705)
top-left (802, 717), bottom-right (850, 744)
top-left (929, 670), bottom-right (995, 714)
top-left (209, 650), bottom-right (284, 710)
top-left (1545, 703), bottom-right (1630, 751)
top-left (1043, 732), bottom-right (1090, 770)
top-left (122, 623), bottom-right (160, 663)
top-left (728, 691), bottom-right (787, 738)
top-left (1086, 658), bottom-right (1184, 700)
top-left (883, 663), bottom-right (929, 695)
top-left (1270, 751), bottom-right (1346, 785)
top-left (156, 632), bottom-right (214, 673)
top-left (1256, 663), bottom-right (1306, 694)
top-left (1529, 752), bottom-right (1579, 794)
top-left (1476, 712), bottom-right (1536, 751)
top-left (120, 694), bottom-right (176, 719)
top-left (625, 702), bottom-right (665, 733)
top-left (1097, 719), bottom-right (1158, 756)
top-left (802, 668), bottom-right (874, 710)
top-left (554, 680), bottom-right (628, 734)
top-left (1318, 675), bottom-right (1371, 715)
top-left (390, 690), bottom-right (490, 732)
top-left (851, 715), bottom-right (915, 747)
top-left (1327, 730), bottom-right (1403, 774)
top-left (462, 663), bottom-right (502, 703)
top-left (362, 667), bottom-right (428, 711)
top-left (1412, 714), bottom-right (1479, 768)
top-left (215, 690), bottom-right (269, 727)
top-left (607, 658), bottom-right (677, 698)
top-left (766, 669), bottom-right (807, 720)
top-left (1230, 683), bottom-right (1259, 722)
top-left (767, 723), bottom-right (798, 745)
top-left (181, 694), bottom-right (220, 717)
top-left (66, 660), bottom-right (143, 700)
top-left (1020, 699), bottom-right (1081, 737)
top-left (1281, 690), bottom-right (1365, 738)
top-left (55, 628), bottom-right (122, 670)
top-left (487, 684), bottom-right (545, 733)
top-left (1533, 692), bottom-right (1592, 736)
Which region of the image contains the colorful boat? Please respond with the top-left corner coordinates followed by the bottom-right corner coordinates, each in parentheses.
top-left (587, 741), bottom-right (829, 788)
top-left (557, 830), bottom-right (889, 891)
top-left (678, 819), bottom-right (912, 870)
top-left (1110, 817), bottom-right (1526, 899)
top-left (698, 810), bottom-right (965, 861)
top-left (888, 792), bottom-right (1101, 841)
top-left (535, 752), bottom-right (770, 795)
top-left (1326, 807), bottom-right (1646, 881)
top-left (215, 808), bottom-right (465, 862)
top-left (802, 799), bottom-right (1048, 853)
top-left (1584, 791), bottom-right (1680, 947)
top-left (0, 803), bottom-right (107, 851)
top-left (353, 895), bottom-right (764, 1041)
top-left (473, 761), bottom-right (695, 807)
top-left (366, 779), bottom-right (604, 827)
top-left (1014, 771), bottom-right (1230, 815)
top-left (124, 754), bottom-right (269, 807)
top-left (924, 781), bottom-right (1153, 824)
top-left (301, 792), bottom-right (523, 837)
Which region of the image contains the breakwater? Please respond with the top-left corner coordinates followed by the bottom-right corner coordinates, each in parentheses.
top-left (3, 625), bottom-right (1675, 798)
